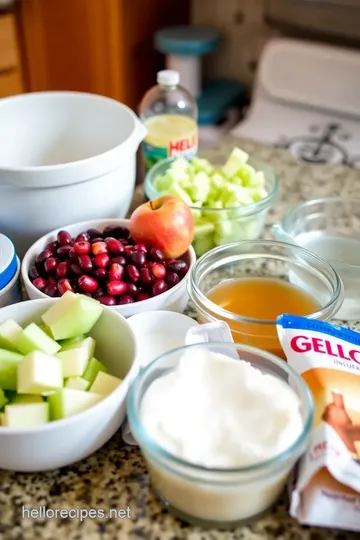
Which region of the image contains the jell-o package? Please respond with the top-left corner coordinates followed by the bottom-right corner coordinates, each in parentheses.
top-left (277, 315), bottom-right (360, 532)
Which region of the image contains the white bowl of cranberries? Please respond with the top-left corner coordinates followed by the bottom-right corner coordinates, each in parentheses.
top-left (21, 219), bottom-right (196, 317)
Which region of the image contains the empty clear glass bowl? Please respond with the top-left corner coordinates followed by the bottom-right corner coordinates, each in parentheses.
top-left (272, 197), bottom-right (360, 320)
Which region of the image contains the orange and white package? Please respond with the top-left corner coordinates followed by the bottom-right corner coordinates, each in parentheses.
top-left (277, 315), bottom-right (360, 532)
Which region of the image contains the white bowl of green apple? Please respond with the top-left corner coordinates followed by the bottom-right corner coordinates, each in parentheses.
top-left (0, 291), bottom-right (137, 472)
top-left (144, 148), bottom-right (279, 256)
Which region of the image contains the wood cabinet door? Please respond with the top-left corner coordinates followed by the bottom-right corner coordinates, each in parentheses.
top-left (18, 0), bottom-right (190, 109)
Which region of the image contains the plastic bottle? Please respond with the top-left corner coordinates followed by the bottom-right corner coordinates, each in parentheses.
top-left (139, 70), bottom-right (198, 173)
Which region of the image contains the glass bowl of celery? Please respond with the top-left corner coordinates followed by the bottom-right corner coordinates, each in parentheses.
top-left (144, 148), bottom-right (279, 257)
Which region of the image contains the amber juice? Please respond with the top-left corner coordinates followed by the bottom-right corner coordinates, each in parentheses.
top-left (206, 277), bottom-right (321, 358)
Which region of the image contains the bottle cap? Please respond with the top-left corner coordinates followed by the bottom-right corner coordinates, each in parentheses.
top-left (157, 70), bottom-right (180, 86)
top-left (0, 233), bottom-right (17, 290)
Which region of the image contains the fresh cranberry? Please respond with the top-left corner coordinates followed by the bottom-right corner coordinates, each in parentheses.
top-left (107, 280), bottom-right (127, 296)
top-left (36, 249), bottom-right (52, 264)
top-left (78, 255), bottom-right (93, 272)
top-left (91, 237), bottom-right (104, 244)
top-left (68, 248), bottom-right (78, 260)
top-left (126, 265), bottom-right (140, 282)
top-left (57, 279), bottom-right (74, 295)
top-left (94, 288), bottom-right (105, 299)
top-left (69, 264), bottom-right (83, 277)
top-left (94, 253), bottom-right (110, 268)
top-left (152, 279), bottom-right (167, 296)
top-left (33, 277), bottom-right (46, 292)
top-left (93, 268), bottom-right (108, 281)
top-left (152, 263), bottom-right (166, 279)
top-left (149, 247), bottom-right (165, 262)
top-left (29, 266), bottom-right (39, 280)
top-left (125, 283), bottom-right (139, 297)
top-left (111, 256), bottom-right (126, 266)
top-left (46, 241), bottom-right (58, 253)
top-left (57, 230), bottom-right (73, 246)
top-left (44, 283), bottom-right (58, 297)
top-left (117, 295), bottom-right (134, 305)
top-left (167, 260), bottom-right (188, 274)
top-left (56, 261), bottom-right (69, 279)
top-left (87, 228), bottom-right (102, 240)
top-left (103, 225), bottom-right (129, 239)
top-left (130, 251), bottom-right (146, 267)
top-left (73, 241), bottom-right (91, 255)
top-left (92, 242), bottom-right (108, 256)
top-left (105, 238), bottom-right (124, 255)
top-left (108, 263), bottom-right (124, 281)
top-left (139, 267), bottom-right (152, 286)
top-left (134, 243), bottom-right (147, 253)
top-left (76, 232), bottom-right (90, 243)
top-left (78, 275), bottom-right (98, 293)
top-left (44, 257), bottom-right (57, 273)
top-left (97, 295), bottom-right (117, 306)
top-left (166, 272), bottom-right (180, 288)
top-left (57, 246), bottom-right (72, 259)
top-left (137, 292), bottom-right (150, 301)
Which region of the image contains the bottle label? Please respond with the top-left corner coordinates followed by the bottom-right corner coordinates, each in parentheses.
top-left (143, 133), bottom-right (198, 173)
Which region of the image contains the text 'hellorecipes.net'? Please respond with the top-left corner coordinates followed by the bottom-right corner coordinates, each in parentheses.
top-left (22, 506), bottom-right (132, 521)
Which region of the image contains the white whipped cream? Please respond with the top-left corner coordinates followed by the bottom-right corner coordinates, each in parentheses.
top-left (140, 349), bottom-right (303, 468)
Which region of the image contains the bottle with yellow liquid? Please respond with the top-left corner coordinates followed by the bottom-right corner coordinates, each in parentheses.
top-left (140, 70), bottom-right (198, 173)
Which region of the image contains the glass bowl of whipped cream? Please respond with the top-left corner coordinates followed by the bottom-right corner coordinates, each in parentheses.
top-left (127, 342), bottom-right (314, 528)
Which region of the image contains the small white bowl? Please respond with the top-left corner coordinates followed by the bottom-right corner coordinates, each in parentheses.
top-left (21, 219), bottom-right (196, 317)
top-left (127, 310), bottom-right (199, 368)
top-left (0, 298), bottom-right (137, 472)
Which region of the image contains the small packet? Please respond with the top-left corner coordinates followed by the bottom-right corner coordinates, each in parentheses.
top-left (277, 314), bottom-right (360, 532)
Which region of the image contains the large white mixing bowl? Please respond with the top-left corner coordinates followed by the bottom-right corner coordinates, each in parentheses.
top-left (0, 91), bottom-right (147, 256)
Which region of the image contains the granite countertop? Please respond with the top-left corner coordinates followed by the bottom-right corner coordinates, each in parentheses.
top-left (1, 136), bottom-right (360, 540)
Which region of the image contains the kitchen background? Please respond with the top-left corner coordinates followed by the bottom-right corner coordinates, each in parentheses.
top-left (1, 0), bottom-right (360, 164)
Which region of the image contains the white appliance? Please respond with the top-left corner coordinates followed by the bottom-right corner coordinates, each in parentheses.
top-left (232, 38), bottom-right (360, 167)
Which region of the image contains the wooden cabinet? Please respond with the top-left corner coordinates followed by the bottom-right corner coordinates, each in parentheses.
top-left (16, 0), bottom-right (190, 110)
top-left (0, 12), bottom-right (24, 97)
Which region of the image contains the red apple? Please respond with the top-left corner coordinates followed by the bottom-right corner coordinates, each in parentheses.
top-left (129, 196), bottom-right (194, 258)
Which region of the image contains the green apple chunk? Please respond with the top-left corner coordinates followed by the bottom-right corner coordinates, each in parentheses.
top-left (11, 394), bottom-right (44, 404)
top-left (41, 291), bottom-right (103, 340)
top-left (3, 402), bottom-right (49, 428)
top-left (82, 357), bottom-right (108, 386)
top-left (64, 377), bottom-right (89, 391)
top-left (0, 388), bottom-right (8, 409)
top-left (48, 388), bottom-right (102, 420)
top-left (59, 334), bottom-right (86, 348)
top-left (0, 412), bottom-right (5, 425)
top-left (17, 351), bottom-right (63, 394)
top-left (38, 323), bottom-right (53, 337)
top-left (0, 319), bottom-right (23, 352)
top-left (56, 348), bottom-right (90, 378)
top-left (15, 323), bottom-right (61, 356)
top-left (0, 349), bottom-right (24, 390)
top-left (90, 371), bottom-right (122, 396)
top-left (60, 336), bottom-right (96, 357)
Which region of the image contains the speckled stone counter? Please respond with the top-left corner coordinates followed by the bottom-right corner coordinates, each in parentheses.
top-left (1, 136), bottom-right (360, 540)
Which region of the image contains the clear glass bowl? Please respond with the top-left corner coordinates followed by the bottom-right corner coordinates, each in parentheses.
top-left (272, 197), bottom-right (360, 321)
top-left (127, 342), bottom-right (314, 529)
top-left (188, 240), bottom-right (344, 358)
top-left (144, 156), bottom-right (278, 257)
